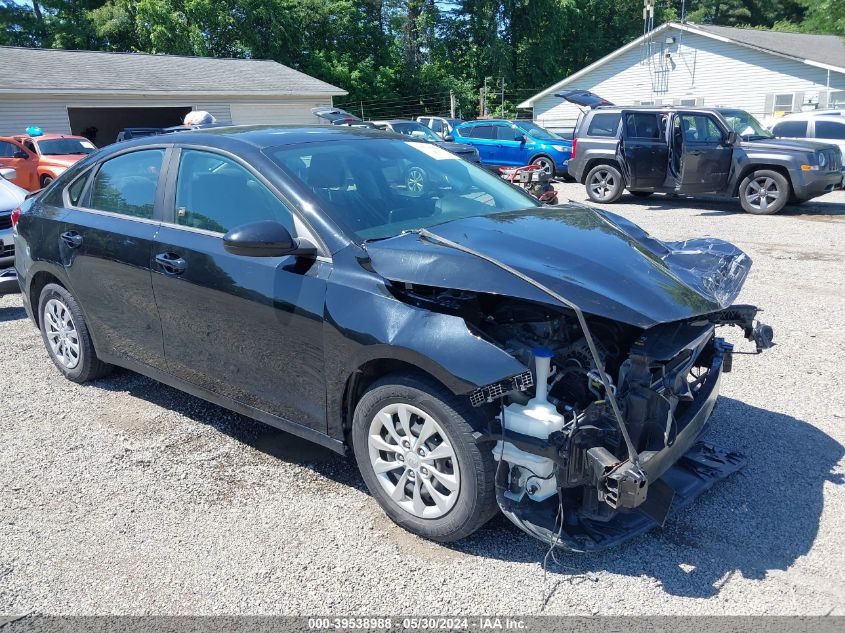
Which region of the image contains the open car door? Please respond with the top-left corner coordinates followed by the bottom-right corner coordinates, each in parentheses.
top-left (671, 112), bottom-right (733, 193)
top-left (555, 90), bottom-right (614, 109)
top-left (621, 111), bottom-right (669, 190)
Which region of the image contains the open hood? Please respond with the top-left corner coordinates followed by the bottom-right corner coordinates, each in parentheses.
top-left (555, 90), bottom-right (614, 109)
top-left (364, 205), bottom-right (751, 328)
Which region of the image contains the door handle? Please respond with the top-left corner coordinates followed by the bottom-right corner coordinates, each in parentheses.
top-left (60, 231), bottom-right (83, 248)
top-left (155, 252), bottom-right (187, 275)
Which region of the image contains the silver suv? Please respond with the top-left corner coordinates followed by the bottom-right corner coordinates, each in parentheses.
top-left (560, 90), bottom-right (843, 215)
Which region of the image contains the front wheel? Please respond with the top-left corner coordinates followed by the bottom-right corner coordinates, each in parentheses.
top-left (739, 169), bottom-right (790, 215)
top-left (352, 373), bottom-right (498, 542)
top-left (530, 155), bottom-right (556, 177)
top-left (585, 164), bottom-right (624, 203)
top-left (40, 175), bottom-right (54, 188)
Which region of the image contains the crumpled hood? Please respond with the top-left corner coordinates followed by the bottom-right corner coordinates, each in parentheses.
top-left (364, 204), bottom-right (751, 328)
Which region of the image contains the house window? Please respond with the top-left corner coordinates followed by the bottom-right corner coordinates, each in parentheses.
top-left (774, 94), bottom-right (794, 113)
top-left (678, 98), bottom-right (697, 106)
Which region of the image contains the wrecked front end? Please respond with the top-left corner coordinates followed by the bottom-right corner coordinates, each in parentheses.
top-left (366, 205), bottom-right (774, 551)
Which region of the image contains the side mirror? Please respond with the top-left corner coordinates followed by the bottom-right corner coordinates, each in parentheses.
top-left (13, 151), bottom-right (29, 159)
top-left (514, 134), bottom-right (526, 143)
top-left (223, 221), bottom-right (317, 258)
top-left (726, 131), bottom-right (739, 146)
top-left (0, 167), bottom-right (16, 181)
top-left (443, 134), bottom-right (454, 142)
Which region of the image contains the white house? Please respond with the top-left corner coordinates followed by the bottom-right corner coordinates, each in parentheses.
top-left (0, 46), bottom-right (347, 144)
top-left (518, 22), bottom-right (845, 131)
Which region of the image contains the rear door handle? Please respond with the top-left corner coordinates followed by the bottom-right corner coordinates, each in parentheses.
top-left (60, 231), bottom-right (83, 248)
top-left (155, 252), bottom-right (187, 275)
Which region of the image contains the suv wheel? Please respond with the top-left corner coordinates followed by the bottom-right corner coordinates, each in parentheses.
top-left (38, 283), bottom-right (112, 383)
top-left (585, 164), bottom-right (624, 203)
top-left (739, 170), bottom-right (789, 215)
top-left (40, 175), bottom-right (54, 188)
top-left (352, 373), bottom-right (498, 542)
top-left (530, 155), bottom-right (556, 177)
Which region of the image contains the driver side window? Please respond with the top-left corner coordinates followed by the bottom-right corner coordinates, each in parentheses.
top-left (174, 150), bottom-right (294, 234)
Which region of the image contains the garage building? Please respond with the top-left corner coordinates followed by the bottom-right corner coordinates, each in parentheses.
top-left (0, 46), bottom-right (347, 145)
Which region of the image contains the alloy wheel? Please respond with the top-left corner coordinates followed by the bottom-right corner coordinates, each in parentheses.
top-left (745, 176), bottom-right (780, 212)
top-left (589, 169), bottom-right (616, 201)
top-left (367, 402), bottom-right (460, 519)
top-left (533, 157), bottom-right (553, 176)
top-left (43, 298), bottom-right (80, 369)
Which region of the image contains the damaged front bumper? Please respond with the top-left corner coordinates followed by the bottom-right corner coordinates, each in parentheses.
top-left (491, 333), bottom-right (757, 552)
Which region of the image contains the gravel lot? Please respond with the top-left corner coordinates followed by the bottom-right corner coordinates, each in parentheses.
top-left (1, 184), bottom-right (844, 616)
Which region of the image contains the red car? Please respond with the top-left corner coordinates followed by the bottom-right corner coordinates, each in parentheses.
top-left (0, 133), bottom-right (96, 191)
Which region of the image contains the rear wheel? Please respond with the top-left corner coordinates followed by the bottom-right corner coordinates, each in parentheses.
top-left (38, 283), bottom-right (112, 383)
top-left (739, 169), bottom-right (789, 215)
top-left (352, 373), bottom-right (498, 542)
top-left (585, 164), bottom-right (624, 203)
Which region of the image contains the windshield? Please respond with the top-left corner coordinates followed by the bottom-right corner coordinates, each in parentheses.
top-left (36, 138), bottom-right (97, 156)
top-left (720, 110), bottom-right (773, 140)
top-left (387, 122), bottom-right (442, 142)
top-left (267, 139), bottom-right (538, 242)
top-left (515, 121), bottom-right (562, 141)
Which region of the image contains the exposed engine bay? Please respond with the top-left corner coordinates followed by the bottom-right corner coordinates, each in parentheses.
top-left (389, 273), bottom-right (773, 551)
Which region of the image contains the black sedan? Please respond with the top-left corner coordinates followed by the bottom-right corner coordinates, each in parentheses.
top-left (13, 126), bottom-right (772, 550)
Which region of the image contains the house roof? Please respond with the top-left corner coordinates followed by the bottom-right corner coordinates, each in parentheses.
top-left (0, 46), bottom-right (347, 96)
top-left (518, 22), bottom-right (845, 108)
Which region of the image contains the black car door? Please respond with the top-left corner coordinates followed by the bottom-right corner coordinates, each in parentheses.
top-left (621, 111), bottom-right (669, 190)
top-left (57, 146), bottom-right (169, 369)
top-left (151, 147), bottom-right (330, 432)
top-left (674, 112), bottom-right (733, 193)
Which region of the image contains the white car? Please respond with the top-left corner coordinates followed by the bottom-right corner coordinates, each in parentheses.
top-left (416, 115), bottom-right (464, 140)
top-left (0, 167), bottom-right (26, 294)
top-left (769, 113), bottom-right (845, 172)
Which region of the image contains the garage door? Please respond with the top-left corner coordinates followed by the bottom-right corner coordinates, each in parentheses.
top-left (68, 106), bottom-right (193, 146)
top-left (230, 103), bottom-right (322, 126)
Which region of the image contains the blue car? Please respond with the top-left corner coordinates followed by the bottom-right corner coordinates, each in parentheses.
top-left (452, 119), bottom-right (572, 177)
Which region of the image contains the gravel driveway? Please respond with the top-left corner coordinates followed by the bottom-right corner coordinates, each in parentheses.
top-left (1, 185), bottom-right (844, 615)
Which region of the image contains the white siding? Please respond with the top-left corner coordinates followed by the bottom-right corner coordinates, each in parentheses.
top-left (230, 101), bottom-right (328, 125)
top-left (533, 29), bottom-right (845, 131)
top-left (0, 94), bottom-right (333, 136)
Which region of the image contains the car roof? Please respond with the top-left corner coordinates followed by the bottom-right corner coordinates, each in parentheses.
top-left (778, 113), bottom-right (845, 122)
top-left (102, 124), bottom-right (407, 152)
top-left (1, 133), bottom-right (86, 142)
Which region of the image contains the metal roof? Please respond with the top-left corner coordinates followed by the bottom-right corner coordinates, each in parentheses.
top-left (0, 46), bottom-right (346, 96)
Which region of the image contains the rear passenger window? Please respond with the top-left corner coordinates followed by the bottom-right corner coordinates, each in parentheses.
top-left (625, 113), bottom-right (661, 139)
top-left (470, 125), bottom-right (495, 139)
top-left (89, 149), bottom-right (164, 219)
top-left (771, 120), bottom-right (808, 138)
top-left (816, 121), bottom-right (845, 140)
top-left (174, 150), bottom-right (294, 234)
top-left (587, 113), bottom-right (621, 137)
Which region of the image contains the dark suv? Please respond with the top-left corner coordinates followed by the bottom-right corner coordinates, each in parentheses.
top-left (560, 90), bottom-right (843, 214)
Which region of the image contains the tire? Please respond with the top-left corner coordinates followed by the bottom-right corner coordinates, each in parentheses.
top-left (629, 190), bottom-right (654, 198)
top-left (38, 283), bottom-right (112, 383)
top-left (530, 155), bottom-right (556, 178)
top-left (351, 372), bottom-right (498, 542)
top-left (739, 169), bottom-right (790, 215)
top-left (585, 163), bottom-right (624, 203)
top-left (40, 175), bottom-right (54, 188)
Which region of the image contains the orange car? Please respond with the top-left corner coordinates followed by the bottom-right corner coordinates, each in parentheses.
top-left (0, 133), bottom-right (97, 191)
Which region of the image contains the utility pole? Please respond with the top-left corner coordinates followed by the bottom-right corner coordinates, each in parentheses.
top-left (360, 102), bottom-right (365, 120)
top-left (449, 90), bottom-right (456, 119)
top-left (479, 86), bottom-right (485, 118)
top-left (500, 77), bottom-right (505, 117)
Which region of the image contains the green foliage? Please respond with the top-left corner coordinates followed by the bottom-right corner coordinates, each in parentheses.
top-left (0, 0), bottom-right (828, 120)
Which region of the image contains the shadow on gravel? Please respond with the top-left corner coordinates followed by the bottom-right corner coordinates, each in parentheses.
top-left (0, 304), bottom-right (26, 322)
top-left (615, 193), bottom-right (845, 218)
top-left (96, 369), bottom-right (362, 489)
top-left (449, 396), bottom-right (844, 599)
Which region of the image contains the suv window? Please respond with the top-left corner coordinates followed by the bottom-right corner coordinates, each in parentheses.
top-left (0, 141), bottom-right (17, 158)
top-left (175, 150), bottom-right (294, 234)
top-left (816, 120), bottom-right (845, 140)
top-left (586, 113), bottom-right (621, 137)
top-left (677, 114), bottom-right (723, 143)
top-left (771, 120), bottom-right (808, 138)
top-left (431, 119), bottom-right (444, 133)
top-left (89, 149), bottom-right (164, 219)
top-left (625, 113), bottom-right (661, 139)
top-left (468, 125), bottom-right (494, 139)
top-left (495, 124), bottom-right (520, 141)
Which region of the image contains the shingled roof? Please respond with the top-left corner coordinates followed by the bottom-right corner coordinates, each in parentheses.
top-left (0, 46), bottom-right (346, 96)
top-left (694, 23), bottom-right (845, 69)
